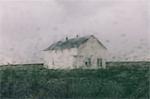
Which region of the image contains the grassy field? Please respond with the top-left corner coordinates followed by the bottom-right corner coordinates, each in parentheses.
top-left (0, 63), bottom-right (149, 99)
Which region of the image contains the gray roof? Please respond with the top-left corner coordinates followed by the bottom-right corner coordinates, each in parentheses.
top-left (44, 35), bottom-right (106, 51)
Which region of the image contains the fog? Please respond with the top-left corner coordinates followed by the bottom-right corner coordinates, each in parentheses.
top-left (0, 0), bottom-right (149, 64)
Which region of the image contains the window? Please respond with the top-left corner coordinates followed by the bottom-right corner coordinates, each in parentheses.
top-left (73, 55), bottom-right (78, 58)
top-left (85, 58), bottom-right (91, 67)
top-left (52, 61), bottom-right (55, 66)
top-left (52, 58), bottom-right (55, 66)
top-left (97, 58), bottom-right (102, 67)
top-left (88, 58), bottom-right (91, 65)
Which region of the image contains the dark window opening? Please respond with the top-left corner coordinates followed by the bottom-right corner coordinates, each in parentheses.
top-left (85, 58), bottom-right (91, 67)
top-left (88, 58), bottom-right (91, 65)
top-left (85, 62), bottom-right (88, 66)
top-left (97, 58), bottom-right (102, 67)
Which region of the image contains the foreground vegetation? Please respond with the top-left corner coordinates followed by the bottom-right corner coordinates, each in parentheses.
top-left (0, 65), bottom-right (149, 99)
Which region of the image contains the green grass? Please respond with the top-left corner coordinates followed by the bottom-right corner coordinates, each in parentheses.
top-left (0, 65), bottom-right (149, 99)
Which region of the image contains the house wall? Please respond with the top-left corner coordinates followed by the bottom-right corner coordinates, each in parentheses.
top-left (76, 36), bottom-right (107, 69)
top-left (44, 48), bottom-right (78, 69)
top-left (44, 36), bottom-right (107, 69)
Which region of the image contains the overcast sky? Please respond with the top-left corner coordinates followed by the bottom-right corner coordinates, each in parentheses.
top-left (0, 0), bottom-right (149, 64)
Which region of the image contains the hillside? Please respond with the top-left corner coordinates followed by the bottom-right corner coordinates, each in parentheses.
top-left (0, 63), bottom-right (149, 99)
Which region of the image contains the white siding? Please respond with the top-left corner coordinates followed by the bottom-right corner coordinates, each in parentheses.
top-left (43, 36), bottom-right (107, 69)
top-left (44, 48), bottom-right (78, 69)
top-left (77, 36), bottom-right (107, 68)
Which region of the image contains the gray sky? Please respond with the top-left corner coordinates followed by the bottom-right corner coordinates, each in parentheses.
top-left (0, 0), bottom-right (149, 64)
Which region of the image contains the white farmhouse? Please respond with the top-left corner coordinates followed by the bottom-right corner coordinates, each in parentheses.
top-left (43, 35), bottom-right (107, 69)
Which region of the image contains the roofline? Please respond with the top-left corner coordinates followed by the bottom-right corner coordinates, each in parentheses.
top-left (43, 35), bottom-right (107, 51)
top-left (90, 35), bottom-right (107, 50)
